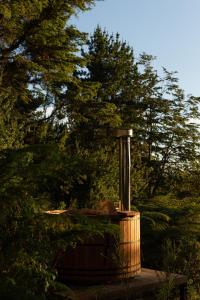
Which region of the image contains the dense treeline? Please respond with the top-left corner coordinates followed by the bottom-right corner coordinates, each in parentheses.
top-left (0, 1), bottom-right (200, 299)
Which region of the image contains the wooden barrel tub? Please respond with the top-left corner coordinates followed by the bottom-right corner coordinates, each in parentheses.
top-left (55, 211), bottom-right (141, 284)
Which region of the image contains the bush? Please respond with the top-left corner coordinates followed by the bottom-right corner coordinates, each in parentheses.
top-left (138, 195), bottom-right (200, 298)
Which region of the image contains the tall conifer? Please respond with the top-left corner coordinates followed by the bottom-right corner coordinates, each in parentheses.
top-left (71, 27), bottom-right (200, 199)
top-left (0, 0), bottom-right (95, 148)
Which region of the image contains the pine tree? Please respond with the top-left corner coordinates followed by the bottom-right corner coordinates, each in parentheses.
top-left (67, 27), bottom-right (141, 135)
top-left (0, 0), bottom-right (95, 149)
top-left (69, 27), bottom-right (200, 200)
top-left (0, 2), bottom-right (100, 298)
top-left (64, 27), bottom-right (142, 204)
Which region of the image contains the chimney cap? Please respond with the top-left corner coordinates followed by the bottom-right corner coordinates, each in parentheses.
top-left (109, 128), bottom-right (133, 137)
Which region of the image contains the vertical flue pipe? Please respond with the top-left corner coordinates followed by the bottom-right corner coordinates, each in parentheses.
top-left (111, 129), bottom-right (133, 211)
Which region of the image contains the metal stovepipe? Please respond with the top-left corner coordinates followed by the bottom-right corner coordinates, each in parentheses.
top-left (110, 128), bottom-right (133, 211)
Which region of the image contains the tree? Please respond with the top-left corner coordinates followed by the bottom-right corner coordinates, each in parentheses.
top-left (67, 26), bottom-right (141, 134)
top-left (68, 27), bottom-right (200, 200)
top-left (0, 0), bottom-right (96, 149)
top-left (0, 1), bottom-right (101, 298)
top-left (137, 59), bottom-right (200, 197)
top-left (65, 27), bottom-right (142, 204)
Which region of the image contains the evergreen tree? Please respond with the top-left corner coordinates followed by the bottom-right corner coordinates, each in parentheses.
top-left (69, 27), bottom-right (200, 200)
top-left (0, 2), bottom-right (100, 298)
top-left (65, 27), bottom-right (142, 204)
top-left (0, 0), bottom-right (95, 149)
top-left (67, 27), bottom-right (141, 138)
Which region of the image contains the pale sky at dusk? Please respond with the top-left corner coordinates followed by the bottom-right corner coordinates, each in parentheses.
top-left (71, 0), bottom-right (200, 97)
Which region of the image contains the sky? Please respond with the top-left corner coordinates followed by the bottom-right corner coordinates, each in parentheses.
top-left (71, 0), bottom-right (200, 97)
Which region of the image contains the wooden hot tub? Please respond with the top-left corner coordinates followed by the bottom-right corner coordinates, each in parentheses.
top-left (55, 211), bottom-right (141, 284)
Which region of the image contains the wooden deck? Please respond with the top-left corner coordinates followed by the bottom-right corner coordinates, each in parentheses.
top-left (54, 268), bottom-right (187, 300)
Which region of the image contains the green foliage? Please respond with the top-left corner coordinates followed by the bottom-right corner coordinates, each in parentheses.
top-left (0, 1), bottom-right (102, 298)
top-left (0, 142), bottom-right (120, 299)
top-left (139, 195), bottom-right (200, 297)
top-left (67, 147), bottom-right (119, 207)
top-left (170, 161), bottom-right (200, 199)
top-left (0, 0), bottom-right (96, 148)
top-left (0, 144), bottom-right (108, 209)
top-left (155, 238), bottom-right (200, 300)
top-left (1, 1), bottom-right (200, 298)
top-left (67, 27), bottom-right (200, 200)
top-left (0, 193), bottom-right (118, 299)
